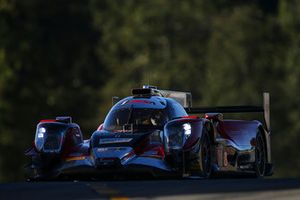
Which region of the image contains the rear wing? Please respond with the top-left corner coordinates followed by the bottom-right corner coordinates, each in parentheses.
top-left (185, 93), bottom-right (270, 132)
top-left (127, 86), bottom-right (270, 132)
top-left (159, 89), bottom-right (192, 108)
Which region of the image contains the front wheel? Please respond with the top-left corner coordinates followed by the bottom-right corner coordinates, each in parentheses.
top-left (198, 130), bottom-right (212, 178)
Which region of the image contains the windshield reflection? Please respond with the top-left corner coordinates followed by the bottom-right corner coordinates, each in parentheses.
top-left (103, 108), bottom-right (168, 132)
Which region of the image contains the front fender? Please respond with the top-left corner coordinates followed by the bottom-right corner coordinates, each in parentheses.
top-left (163, 118), bottom-right (210, 152)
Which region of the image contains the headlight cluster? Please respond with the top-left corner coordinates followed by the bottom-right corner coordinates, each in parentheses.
top-left (34, 123), bottom-right (67, 153)
top-left (183, 123), bottom-right (192, 139)
top-left (164, 122), bottom-right (192, 151)
top-left (35, 127), bottom-right (46, 151)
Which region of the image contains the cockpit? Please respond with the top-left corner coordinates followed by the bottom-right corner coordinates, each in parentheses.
top-left (103, 108), bottom-right (168, 132)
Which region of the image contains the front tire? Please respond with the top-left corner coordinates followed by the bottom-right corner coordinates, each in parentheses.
top-left (198, 129), bottom-right (212, 178)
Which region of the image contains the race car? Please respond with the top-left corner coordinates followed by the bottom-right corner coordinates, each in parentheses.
top-left (24, 86), bottom-right (273, 180)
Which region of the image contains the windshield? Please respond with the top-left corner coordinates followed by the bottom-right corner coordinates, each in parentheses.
top-left (103, 108), bottom-right (168, 131)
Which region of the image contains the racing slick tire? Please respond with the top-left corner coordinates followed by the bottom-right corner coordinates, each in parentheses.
top-left (254, 131), bottom-right (266, 178)
top-left (197, 128), bottom-right (213, 178)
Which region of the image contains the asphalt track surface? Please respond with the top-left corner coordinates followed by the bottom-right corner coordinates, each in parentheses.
top-left (1, 178), bottom-right (300, 200)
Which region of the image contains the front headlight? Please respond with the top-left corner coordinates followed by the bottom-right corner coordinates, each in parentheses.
top-left (183, 123), bottom-right (191, 140)
top-left (35, 127), bottom-right (46, 151)
top-left (164, 122), bottom-right (192, 152)
top-left (34, 123), bottom-right (67, 153)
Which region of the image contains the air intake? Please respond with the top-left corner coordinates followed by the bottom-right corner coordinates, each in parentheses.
top-left (131, 88), bottom-right (152, 96)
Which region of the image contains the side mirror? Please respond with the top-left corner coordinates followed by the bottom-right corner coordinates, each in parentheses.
top-left (97, 123), bottom-right (103, 131)
top-left (112, 96), bottom-right (120, 105)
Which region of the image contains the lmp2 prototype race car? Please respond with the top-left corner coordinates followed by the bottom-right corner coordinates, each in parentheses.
top-left (25, 86), bottom-right (273, 180)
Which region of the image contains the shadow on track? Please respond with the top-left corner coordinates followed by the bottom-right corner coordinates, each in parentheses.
top-left (1, 178), bottom-right (300, 199)
top-left (88, 178), bottom-right (300, 198)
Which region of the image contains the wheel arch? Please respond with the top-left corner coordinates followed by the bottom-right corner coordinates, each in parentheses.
top-left (204, 121), bottom-right (215, 144)
top-left (258, 124), bottom-right (272, 167)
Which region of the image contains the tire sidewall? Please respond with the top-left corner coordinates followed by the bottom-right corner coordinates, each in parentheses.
top-left (255, 132), bottom-right (266, 177)
top-left (199, 128), bottom-right (212, 178)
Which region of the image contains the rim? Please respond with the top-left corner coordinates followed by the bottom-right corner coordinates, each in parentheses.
top-left (255, 134), bottom-right (265, 176)
top-left (201, 134), bottom-right (211, 176)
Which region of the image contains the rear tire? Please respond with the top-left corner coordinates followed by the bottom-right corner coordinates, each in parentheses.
top-left (255, 131), bottom-right (266, 177)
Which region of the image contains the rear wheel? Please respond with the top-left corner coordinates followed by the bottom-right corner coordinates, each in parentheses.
top-left (255, 132), bottom-right (266, 177)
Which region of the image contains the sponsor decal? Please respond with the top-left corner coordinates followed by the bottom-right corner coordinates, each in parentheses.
top-left (97, 148), bottom-right (109, 152)
top-left (99, 138), bottom-right (133, 145)
top-left (97, 147), bottom-right (127, 152)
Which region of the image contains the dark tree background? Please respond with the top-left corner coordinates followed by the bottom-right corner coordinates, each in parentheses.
top-left (0, 0), bottom-right (299, 181)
